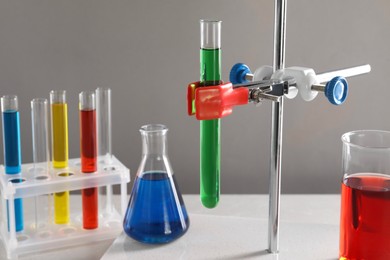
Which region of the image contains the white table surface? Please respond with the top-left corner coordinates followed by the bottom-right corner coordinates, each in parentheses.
top-left (102, 195), bottom-right (341, 260)
top-left (0, 195), bottom-right (341, 260)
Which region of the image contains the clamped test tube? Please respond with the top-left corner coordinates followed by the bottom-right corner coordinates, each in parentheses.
top-left (79, 91), bottom-right (98, 229)
top-left (96, 87), bottom-right (114, 214)
top-left (31, 98), bottom-right (51, 229)
top-left (1, 95), bottom-right (24, 232)
top-left (50, 90), bottom-right (70, 224)
top-left (199, 20), bottom-right (222, 208)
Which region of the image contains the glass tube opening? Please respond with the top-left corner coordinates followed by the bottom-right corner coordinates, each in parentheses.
top-left (200, 20), bottom-right (221, 49)
top-left (79, 91), bottom-right (96, 111)
top-left (50, 90), bottom-right (66, 104)
top-left (1, 95), bottom-right (18, 112)
top-left (140, 124), bottom-right (168, 156)
top-left (140, 124), bottom-right (168, 135)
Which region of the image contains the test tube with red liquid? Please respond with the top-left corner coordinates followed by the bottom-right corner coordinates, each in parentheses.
top-left (79, 91), bottom-right (98, 229)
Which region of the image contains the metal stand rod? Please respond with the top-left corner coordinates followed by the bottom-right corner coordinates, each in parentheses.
top-left (268, 0), bottom-right (287, 254)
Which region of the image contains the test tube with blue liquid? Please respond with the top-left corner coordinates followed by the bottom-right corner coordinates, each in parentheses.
top-left (1, 95), bottom-right (24, 232)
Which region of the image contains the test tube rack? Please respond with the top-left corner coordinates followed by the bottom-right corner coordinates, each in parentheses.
top-left (0, 156), bottom-right (130, 259)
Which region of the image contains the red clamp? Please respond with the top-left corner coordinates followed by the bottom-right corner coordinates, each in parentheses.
top-left (187, 81), bottom-right (249, 120)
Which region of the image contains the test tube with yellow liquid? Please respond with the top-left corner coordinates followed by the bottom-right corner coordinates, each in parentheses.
top-left (50, 90), bottom-right (70, 224)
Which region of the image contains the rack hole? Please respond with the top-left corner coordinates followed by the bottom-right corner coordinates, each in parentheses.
top-left (9, 178), bottom-right (26, 184)
top-left (58, 172), bottom-right (74, 177)
top-left (35, 175), bottom-right (49, 181)
top-left (16, 234), bottom-right (29, 242)
top-left (104, 166), bottom-right (116, 171)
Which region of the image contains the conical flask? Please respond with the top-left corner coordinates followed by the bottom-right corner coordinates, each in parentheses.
top-left (123, 124), bottom-right (190, 244)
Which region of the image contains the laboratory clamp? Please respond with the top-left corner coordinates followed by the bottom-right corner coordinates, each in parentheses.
top-left (187, 5), bottom-right (370, 254)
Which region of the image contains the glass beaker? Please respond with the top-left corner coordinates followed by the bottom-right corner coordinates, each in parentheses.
top-left (123, 124), bottom-right (189, 244)
top-left (340, 130), bottom-right (390, 260)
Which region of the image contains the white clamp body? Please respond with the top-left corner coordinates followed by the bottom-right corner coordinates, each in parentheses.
top-left (248, 64), bottom-right (370, 103)
top-left (271, 66), bottom-right (318, 101)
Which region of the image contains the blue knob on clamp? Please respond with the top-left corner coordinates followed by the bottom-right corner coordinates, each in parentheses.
top-left (230, 63), bottom-right (252, 84)
top-left (324, 76), bottom-right (348, 105)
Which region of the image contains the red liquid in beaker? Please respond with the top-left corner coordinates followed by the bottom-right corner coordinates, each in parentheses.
top-left (340, 174), bottom-right (390, 260)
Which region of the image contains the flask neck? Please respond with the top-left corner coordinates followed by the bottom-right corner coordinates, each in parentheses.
top-left (140, 124), bottom-right (168, 156)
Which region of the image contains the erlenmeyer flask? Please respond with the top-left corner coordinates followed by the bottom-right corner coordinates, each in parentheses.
top-left (123, 124), bottom-right (189, 244)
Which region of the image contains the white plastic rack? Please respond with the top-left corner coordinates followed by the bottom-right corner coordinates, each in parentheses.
top-left (0, 156), bottom-right (130, 259)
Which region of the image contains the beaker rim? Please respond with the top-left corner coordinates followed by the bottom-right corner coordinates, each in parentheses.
top-left (342, 130), bottom-right (390, 150)
top-left (140, 124), bottom-right (168, 134)
top-left (200, 19), bottom-right (222, 24)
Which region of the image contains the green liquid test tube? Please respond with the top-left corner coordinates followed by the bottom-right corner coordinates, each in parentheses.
top-left (199, 20), bottom-right (222, 208)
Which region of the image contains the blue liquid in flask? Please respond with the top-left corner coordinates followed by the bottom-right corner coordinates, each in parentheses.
top-left (123, 171), bottom-right (189, 244)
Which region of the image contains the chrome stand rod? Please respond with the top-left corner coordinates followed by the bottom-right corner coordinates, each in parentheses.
top-left (268, 0), bottom-right (287, 254)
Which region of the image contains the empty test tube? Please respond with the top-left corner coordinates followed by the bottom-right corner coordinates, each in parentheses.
top-left (80, 91), bottom-right (98, 229)
top-left (31, 98), bottom-right (51, 229)
top-left (96, 87), bottom-right (112, 165)
top-left (50, 90), bottom-right (70, 224)
top-left (96, 87), bottom-right (114, 214)
top-left (31, 99), bottom-right (50, 176)
top-left (1, 95), bottom-right (24, 232)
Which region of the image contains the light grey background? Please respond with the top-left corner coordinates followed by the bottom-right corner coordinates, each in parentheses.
top-left (0, 0), bottom-right (388, 194)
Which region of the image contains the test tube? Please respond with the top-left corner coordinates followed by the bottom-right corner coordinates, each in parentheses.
top-left (31, 98), bottom-right (51, 229)
top-left (31, 99), bottom-right (50, 176)
top-left (1, 95), bottom-right (24, 232)
top-left (79, 91), bottom-right (98, 229)
top-left (96, 87), bottom-right (113, 214)
top-left (199, 20), bottom-right (222, 208)
top-left (50, 90), bottom-right (70, 224)
top-left (96, 87), bottom-right (112, 164)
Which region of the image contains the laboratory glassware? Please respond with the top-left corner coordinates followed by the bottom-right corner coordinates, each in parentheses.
top-left (79, 91), bottom-right (98, 229)
top-left (96, 87), bottom-right (114, 215)
top-left (0, 158), bottom-right (129, 259)
top-left (123, 124), bottom-right (189, 244)
top-left (50, 90), bottom-right (70, 224)
top-left (1, 95), bottom-right (24, 232)
top-left (96, 87), bottom-right (112, 165)
top-left (31, 98), bottom-right (51, 229)
top-left (340, 130), bottom-right (390, 260)
top-left (200, 20), bottom-right (221, 208)
top-left (31, 99), bottom-right (50, 175)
